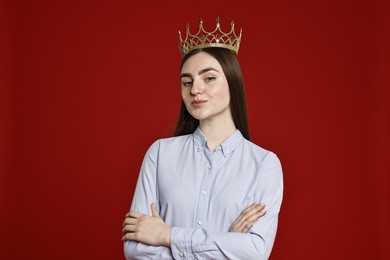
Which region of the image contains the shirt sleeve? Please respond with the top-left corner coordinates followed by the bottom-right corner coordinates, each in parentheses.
top-left (170, 152), bottom-right (283, 260)
top-left (124, 140), bottom-right (174, 260)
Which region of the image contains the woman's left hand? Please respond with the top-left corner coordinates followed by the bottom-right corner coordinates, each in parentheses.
top-left (229, 202), bottom-right (266, 233)
top-left (122, 203), bottom-right (171, 247)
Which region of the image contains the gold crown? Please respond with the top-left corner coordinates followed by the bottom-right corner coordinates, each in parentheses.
top-left (178, 17), bottom-right (242, 56)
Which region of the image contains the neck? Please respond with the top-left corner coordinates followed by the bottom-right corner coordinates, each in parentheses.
top-left (199, 117), bottom-right (236, 153)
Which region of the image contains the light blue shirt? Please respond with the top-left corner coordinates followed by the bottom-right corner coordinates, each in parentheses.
top-left (124, 127), bottom-right (283, 259)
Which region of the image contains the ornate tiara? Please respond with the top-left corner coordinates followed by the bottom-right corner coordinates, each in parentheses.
top-left (178, 17), bottom-right (242, 56)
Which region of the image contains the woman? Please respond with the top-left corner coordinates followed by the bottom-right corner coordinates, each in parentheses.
top-left (122, 19), bottom-right (283, 259)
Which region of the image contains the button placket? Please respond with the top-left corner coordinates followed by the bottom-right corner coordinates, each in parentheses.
top-left (195, 152), bottom-right (212, 230)
top-left (195, 139), bottom-right (215, 231)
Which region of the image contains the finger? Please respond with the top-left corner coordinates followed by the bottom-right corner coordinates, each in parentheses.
top-left (122, 226), bottom-right (134, 236)
top-left (123, 223), bottom-right (137, 233)
top-left (123, 217), bottom-right (137, 227)
top-left (245, 209), bottom-right (266, 223)
top-left (122, 232), bottom-right (137, 241)
top-left (122, 226), bottom-right (129, 236)
top-left (238, 203), bottom-right (265, 219)
top-left (123, 213), bottom-right (141, 227)
top-left (236, 209), bottom-right (264, 229)
top-left (234, 204), bottom-right (263, 225)
top-left (239, 203), bottom-right (258, 216)
top-left (151, 203), bottom-right (159, 218)
top-left (242, 203), bottom-right (265, 218)
top-left (126, 211), bottom-right (144, 219)
top-left (126, 211), bottom-right (142, 218)
top-left (241, 220), bottom-right (256, 233)
top-left (232, 206), bottom-right (256, 228)
top-left (234, 205), bottom-right (265, 231)
top-left (231, 212), bottom-right (262, 233)
top-left (240, 209), bottom-right (266, 231)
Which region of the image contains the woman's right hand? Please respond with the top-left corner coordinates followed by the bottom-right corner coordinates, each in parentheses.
top-left (229, 202), bottom-right (266, 233)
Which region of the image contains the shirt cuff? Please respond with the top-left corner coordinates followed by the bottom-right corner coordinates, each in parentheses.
top-left (170, 227), bottom-right (193, 259)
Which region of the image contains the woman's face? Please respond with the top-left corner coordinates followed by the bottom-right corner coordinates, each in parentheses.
top-left (180, 52), bottom-right (231, 123)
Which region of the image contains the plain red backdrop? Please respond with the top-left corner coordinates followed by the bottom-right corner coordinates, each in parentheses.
top-left (1, 0), bottom-right (389, 259)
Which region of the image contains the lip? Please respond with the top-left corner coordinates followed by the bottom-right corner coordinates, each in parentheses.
top-left (191, 100), bottom-right (207, 107)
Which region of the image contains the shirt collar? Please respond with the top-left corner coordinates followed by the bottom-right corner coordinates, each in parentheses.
top-left (193, 127), bottom-right (243, 157)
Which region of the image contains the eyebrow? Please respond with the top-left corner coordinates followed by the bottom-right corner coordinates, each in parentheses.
top-left (180, 67), bottom-right (219, 79)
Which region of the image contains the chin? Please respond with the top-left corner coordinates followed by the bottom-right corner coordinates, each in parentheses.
top-left (189, 112), bottom-right (209, 121)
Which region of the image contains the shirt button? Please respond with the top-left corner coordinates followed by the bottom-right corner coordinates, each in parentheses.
top-left (197, 220), bottom-right (203, 225)
top-left (197, 146), bottom-right (202, 152)
top-left (178, 252), bottom-right (184, 257)
top-left (202, 190), bottom-right (207, 196)
top-left (207, 164), bottom-right (212, 169)
top-left (226, 150), bottom-right (230, 154)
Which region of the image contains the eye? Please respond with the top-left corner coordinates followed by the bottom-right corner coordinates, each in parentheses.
top-left (182, 81), bottom-right (193, 87)
top-left (205, 76), bottom-right (216, 82)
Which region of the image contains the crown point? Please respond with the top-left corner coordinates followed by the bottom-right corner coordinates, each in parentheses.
top-left (178, 17), bottom-right (242, 56)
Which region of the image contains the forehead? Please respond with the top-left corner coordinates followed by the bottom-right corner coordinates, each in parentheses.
top-left (181, 52), bottom-right (222, 73)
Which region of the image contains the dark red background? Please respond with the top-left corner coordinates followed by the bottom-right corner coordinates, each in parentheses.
top-left (1, 0), bottom-right (389, 259)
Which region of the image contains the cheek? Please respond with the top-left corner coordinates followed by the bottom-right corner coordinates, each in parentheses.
top-left (181, 89), bottom-right (186, 99)
top-left (181, 89), bottom-right (190, 103)
top-left (211, 84), bottom-right (230, 103)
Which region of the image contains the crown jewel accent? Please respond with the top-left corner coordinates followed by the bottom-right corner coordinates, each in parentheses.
top-left (178, 17), bottom-right (242, 56)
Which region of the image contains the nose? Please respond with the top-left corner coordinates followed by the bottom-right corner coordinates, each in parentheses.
top-left (190, 79), bottom-right (203, 95)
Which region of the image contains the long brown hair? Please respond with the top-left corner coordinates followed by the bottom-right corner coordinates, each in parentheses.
top-left (174, 48), bottom-right (250, 140)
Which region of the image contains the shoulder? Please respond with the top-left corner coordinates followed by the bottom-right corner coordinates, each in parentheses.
top-left (142, 134), bottom-right (193, 165)
top-left (146, 134), bottom-right (193, 154)
top-left (242, 139), bottom-right (282, 169)
top-left (240, 140), bottom-right (283, 191)
top-left (152, 134), bottom-right (192, 147)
